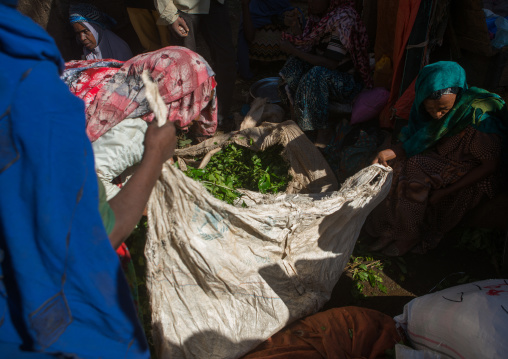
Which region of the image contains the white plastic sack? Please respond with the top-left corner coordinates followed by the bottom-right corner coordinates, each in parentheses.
top-left (395, 279), bottom-right (508, 359)
top-left (92, 118), bottom-right (147, 200)
top-left (145, 164), bottom-right (392, 359)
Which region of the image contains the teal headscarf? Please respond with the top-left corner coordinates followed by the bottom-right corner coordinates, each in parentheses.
top-left (400, 61), bottom-right (507, 157)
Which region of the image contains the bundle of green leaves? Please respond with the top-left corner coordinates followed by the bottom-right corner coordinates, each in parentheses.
top-left (183, 143), bottom-right (291, 204)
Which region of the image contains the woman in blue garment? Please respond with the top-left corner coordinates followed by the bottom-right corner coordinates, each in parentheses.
top-left (238, 0), bottom-right (301, 79)
top-left (0, 1), bottom-right (175, 356)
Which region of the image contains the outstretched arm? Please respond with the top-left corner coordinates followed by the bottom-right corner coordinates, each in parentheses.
top-left (107, 121), bottom-right (176, 249)
top-left (155, 0), bottom-right (189, 37)
top-left (241, 0), bottom-right (256, 43)
top-left (429, 157), bottom-right (499, 205)
top-left (372, 143), bottom-right (406, 167)
top-left (430, 130), bottom-right (502, 205)
top-left (155, 0), bottom-right (179, 24)
top-left (279, 40), bottom-right (340, 70)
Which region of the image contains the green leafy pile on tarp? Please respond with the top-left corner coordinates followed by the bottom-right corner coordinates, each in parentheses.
top-left (183, 143), bottom-right (291, 204)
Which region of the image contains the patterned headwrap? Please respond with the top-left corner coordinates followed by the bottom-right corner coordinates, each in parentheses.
top-left (69, 3), bottom-right (116, 29)
top-left (400, 61), bottom-right (507, 157)
top-left (427, 86), bottom-right (461, 100)
top-left (282, 0), bottom-right (372, 86)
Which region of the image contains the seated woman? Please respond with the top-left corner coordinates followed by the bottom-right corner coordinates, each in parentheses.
top-left (278, 0), bottom-right (371, 147)
top-left (365, 61), bottom-right (507, 256)
top-left (62, 46), bottom-right (218, 198)
top-left (70, 3), bottom-right (133, 61)
top-left (237, 0), bottom-right (302, 80)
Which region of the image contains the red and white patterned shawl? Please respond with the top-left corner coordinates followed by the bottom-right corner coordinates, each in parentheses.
top-left (64, 47), bottom-right (217, 141)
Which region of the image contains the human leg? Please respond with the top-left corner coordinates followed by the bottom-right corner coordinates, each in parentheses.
top-left (293, 67), bottom-right (357, 131)
top-left (237, 27), bottom-right (254, 80)
top-left (153, 10), bottom-right (172, 48)
top-left (278, 56), bottom-right (312, 108)
top-left (201, 0), bottom-right (236, 117)
top-left (127, 8), bottom-right (162, 52)
top-left (365, 153), bottom-right (454, 256)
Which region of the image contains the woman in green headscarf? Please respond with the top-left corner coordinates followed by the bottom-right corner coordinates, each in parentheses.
top-left (365, 61), bottom-right (507, 256)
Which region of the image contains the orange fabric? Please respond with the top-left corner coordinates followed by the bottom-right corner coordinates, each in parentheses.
top-left (379, 0), bottom-right (422, 129)
top-left (393, 78), bottom-right (416, 121)
top-left (373, 0), bottom-right (399, 89)
top-left (374, 0), bottom-right (399, 62)
top-left (243, 307), bottom-right (401, 359)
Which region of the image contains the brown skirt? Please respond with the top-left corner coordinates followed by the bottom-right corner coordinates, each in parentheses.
top-left (364, 127), bottom-right (501, 256)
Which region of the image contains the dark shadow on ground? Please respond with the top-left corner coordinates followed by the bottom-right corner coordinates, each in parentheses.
top-left (321, 274), bottom-right (414, 318)
top-left (152, 322), bottom-right (261, 359)
top-left (325, 228), bottom-right (505, 318)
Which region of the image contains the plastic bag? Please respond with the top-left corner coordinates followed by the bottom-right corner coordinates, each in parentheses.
top-left (92, 118), bottom-right (147, 200)
top-left (394, 279), bottom-right (508, 359)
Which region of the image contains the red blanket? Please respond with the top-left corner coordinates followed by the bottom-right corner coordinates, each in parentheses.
top-left (63, 47), bottom-right (217, 141)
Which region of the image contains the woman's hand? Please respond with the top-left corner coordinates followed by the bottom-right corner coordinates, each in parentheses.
top-left (279, 39), bottom-right (297, 56)
top-left (372, 149), bottom-right (397, 166)
top-left (280, 39), bottom-right (338, 69)
top-left (143, 120), bottom-right (177, 165)
top-left (108, 120), bottom-right (177, 249)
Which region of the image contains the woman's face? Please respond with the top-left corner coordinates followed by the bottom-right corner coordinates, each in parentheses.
top-left (73, 22), bottom-right (97, 51)
top-left (308, 0), bottom-right (330, 16)
top-left (422, 94), bottom-right (457, 120)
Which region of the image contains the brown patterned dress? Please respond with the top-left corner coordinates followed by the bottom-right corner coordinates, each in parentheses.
top-left (365, 126), bottom-right (502, 255)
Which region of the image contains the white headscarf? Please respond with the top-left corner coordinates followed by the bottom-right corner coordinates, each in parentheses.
top-left (81, 22), bottom-right (133, 61)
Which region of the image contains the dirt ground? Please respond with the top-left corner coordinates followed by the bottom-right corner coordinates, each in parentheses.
top-left (325, 230), bottom-right (504, 317)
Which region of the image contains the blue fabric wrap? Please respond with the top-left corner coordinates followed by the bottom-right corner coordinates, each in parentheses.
top-left (0, 5), bottom-right (149, 358)
top-left (248, 0), bottom-right (293, 23)
top-left (69, 3), bottom-right (116, 29)
top-left (69, 14), bottom-right (104, 28)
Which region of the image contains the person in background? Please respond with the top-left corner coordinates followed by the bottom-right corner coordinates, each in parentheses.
top-left (237, 0), bottom-right (299, 80)
top-left (278, 0), bottom-right (371, 148)
top-left (126, 5), bottom-right (172, 53)
top-left (0, 1), bottom-right (175, 356)
top-left (366, 61), bottom-right (507, 256)
top-left (70, 3), bottom-right (133, 61)
top-left (154, 0), bottom-right (236, 128)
